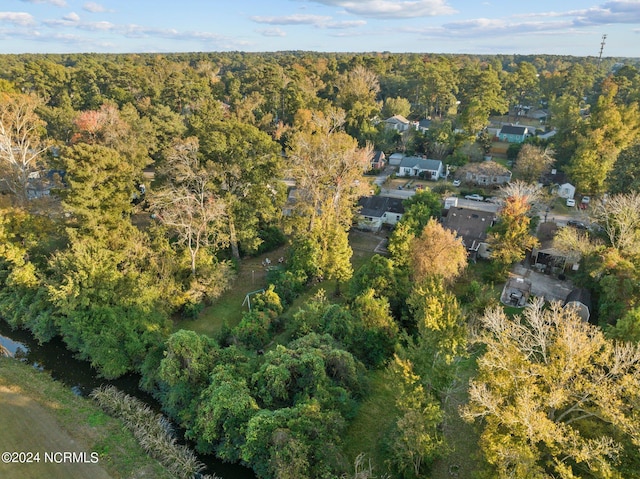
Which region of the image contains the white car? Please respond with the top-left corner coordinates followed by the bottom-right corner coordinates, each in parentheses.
top-left (581, 196), bottom-right (591, 205)
top-left (566, 198), bottom-right (576, 207)
top-left (452, 180), bottom-right (461, 187)
top-left (465, 194), bottom-right (484, 201)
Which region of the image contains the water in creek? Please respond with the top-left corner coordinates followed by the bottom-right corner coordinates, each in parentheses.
top-left (0, 320), bottom-right (256, 479)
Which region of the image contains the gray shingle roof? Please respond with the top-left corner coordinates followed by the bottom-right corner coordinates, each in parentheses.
top-left (399, 156), bottom-right (442, 171)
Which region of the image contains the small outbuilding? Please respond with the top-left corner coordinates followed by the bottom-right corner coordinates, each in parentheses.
top-left (564, 288), bottom-right (592, 322)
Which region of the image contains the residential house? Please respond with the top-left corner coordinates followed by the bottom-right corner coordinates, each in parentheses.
top-left (564, 288), bottom-right (592, 322)
top-left (416, 119), bottom-right (431, 133)
top-left (357, 195), bottom-right (405, 232)
top-left (398, 156), bottom-right (443, 180)
top-left (384, 115), bottom-right (411, 132)
top-left (498, 124), bottom-right (531, 143)
top-left (442, 207), bottom-right (496, 260)
top-left (457, 161), bottom-right (512, 186)
top-left (557, 183), bottom-right (576, 199)
top-left (370, 151), bottom-right (386, 170)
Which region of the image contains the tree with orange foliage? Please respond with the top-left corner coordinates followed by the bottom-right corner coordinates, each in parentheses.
top-left (487, 181), bottom-right (540, 269)
top-left (410, 218), bottom-right (467, 283)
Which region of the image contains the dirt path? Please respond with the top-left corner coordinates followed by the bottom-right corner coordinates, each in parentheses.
top-left (0, 385), bottom-right (112, 479)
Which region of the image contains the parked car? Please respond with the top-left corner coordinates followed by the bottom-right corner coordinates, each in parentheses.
top-left (566, 198), bottom-right (576, 207)
top-left (581, 196), bottom-right (591, 205)
top-left (464, 194), bottom-right (484, 201)
top-left (452, 180), bottom-right (461, 187)
top-left (567, 219), bottom-right (588, 230)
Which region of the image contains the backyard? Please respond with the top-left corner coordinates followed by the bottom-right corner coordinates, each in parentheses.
top-left (176, 231), bottom-right (381, 338)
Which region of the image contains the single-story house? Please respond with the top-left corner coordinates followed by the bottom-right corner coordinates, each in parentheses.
top-left (370, 151), bottom-right (386, 170)
top-left (557, 183), bottom-right (576, 199)
top-left (398, 156), bottom-right (443, 180)
top-left (384, 115), bottom-right (411, 132)
top-left (564, 288), bottom-right (592, 322)
top-left (498, 124), bottom-right (531, 143)
top-left (388, 153), bottom-right (405, 166)
top-left (357, 195), bottom-right (405, 232)
top-left (442, 207), bottom-right (496, 260)
top-left (457, 161), bottom-right (512, 186)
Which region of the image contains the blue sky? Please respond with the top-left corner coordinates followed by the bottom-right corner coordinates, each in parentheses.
top-left (2, 0), bottom-right (639, 56)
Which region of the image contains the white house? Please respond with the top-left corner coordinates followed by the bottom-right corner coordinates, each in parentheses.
top-left (357, 196), bottom-right (405, 232)
top-left (384, 115), bottom-right (411, 132)
top-left (557, 183), bottom-right (576, 199)
top-left (398, 156), bottom-right (443, 180)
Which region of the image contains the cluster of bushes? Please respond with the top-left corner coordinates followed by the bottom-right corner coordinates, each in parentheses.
top-left (140, 323), bottom-right (368, 478)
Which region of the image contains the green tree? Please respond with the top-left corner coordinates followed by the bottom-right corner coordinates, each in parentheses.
top-left (60, 143), bottom-right (135, 236)
top-left (194, 118), bottom-right (283, 259)
top-left (463, 300), bottom-right (640, 479)
top-left (457, 65), bottom-right (508, 136)
top-left (381, 96), bottom-right (412, 119)
top-left (405, 278), bottom-right (468, 392)
top-left (47, 232), bottom-right (170, 378)
top-left (191, 364), bottom-right (260, 461)
top-left (608, 142), bottom-right (640, 194)
top-left (386, 355), bottom-right (444, 478)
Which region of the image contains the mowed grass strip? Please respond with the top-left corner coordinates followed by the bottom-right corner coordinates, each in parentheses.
top-left (342, 369), bottom-right (398, 475)
top-left (0, 358), bottom-right (172, 479)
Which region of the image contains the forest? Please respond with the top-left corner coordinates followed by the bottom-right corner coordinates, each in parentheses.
top-left (2, 50), bottom-right (640, 478)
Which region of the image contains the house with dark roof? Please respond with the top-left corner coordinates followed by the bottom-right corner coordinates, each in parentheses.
top-left (398, 156), bottom-right (443, 180)
top-left (498, 124), bottom-right (531, 143)
top-left (564, 288), bottom-right (592, 322)
top-left (370, 151), bottom-right (386, 170)
top-left (416, 119), bottom-right (432, 133)
top-left (357, 195), bottom-right (405, 232)
top-left (442, 207), bottom-right (496, 260)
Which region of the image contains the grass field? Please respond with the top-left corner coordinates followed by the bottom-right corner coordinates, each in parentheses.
top-left (0, 358), bottom-right (172, 479)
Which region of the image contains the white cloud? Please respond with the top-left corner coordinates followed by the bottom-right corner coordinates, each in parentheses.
top-left (63, 12), bottom-right (80, 22)
top-left (325, 19), bottom-right (367, 28)
top-left (251, 14), bottom-right (332, 25)
top-left (0, 12), bottom-right (36, 26)
top-left (251, 13), bottom-right (365, 29)
top-left (307, 0), bottom-right (457, 19)
top-left (20, 0), bottom-right (67, 6)
top-left (83, 2), bottom-right (107, 13)
top-left (258, 28), bottom-right (287, 37)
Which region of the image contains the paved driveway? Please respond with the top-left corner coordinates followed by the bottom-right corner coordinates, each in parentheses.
top-left (510, 264), bottom-right (574, 303)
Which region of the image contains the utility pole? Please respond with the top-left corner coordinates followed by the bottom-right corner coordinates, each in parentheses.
top-left (598, 34), bottom-right (607, 68)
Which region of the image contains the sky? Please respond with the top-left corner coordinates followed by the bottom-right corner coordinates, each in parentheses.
top-left (1, 0), bottom-right (640, 57)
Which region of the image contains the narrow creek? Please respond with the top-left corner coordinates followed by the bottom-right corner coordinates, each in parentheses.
top-left (0, 321), bottom-right (256, 479)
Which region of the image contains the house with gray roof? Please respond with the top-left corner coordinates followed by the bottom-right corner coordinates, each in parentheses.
top-left (357, 195), bottom-right (405, 232)
top-left (498, 124), bottom-right (531, 143)
top-left (398, 156), bottom-right (443, 180)
top-left (442, 206), bottom-right (496, 260)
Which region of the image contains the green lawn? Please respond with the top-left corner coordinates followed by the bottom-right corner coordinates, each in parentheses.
top-left (0, 358), bottom-right (172, 479)
top-left (342, 369), bottom-right (398, 475)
